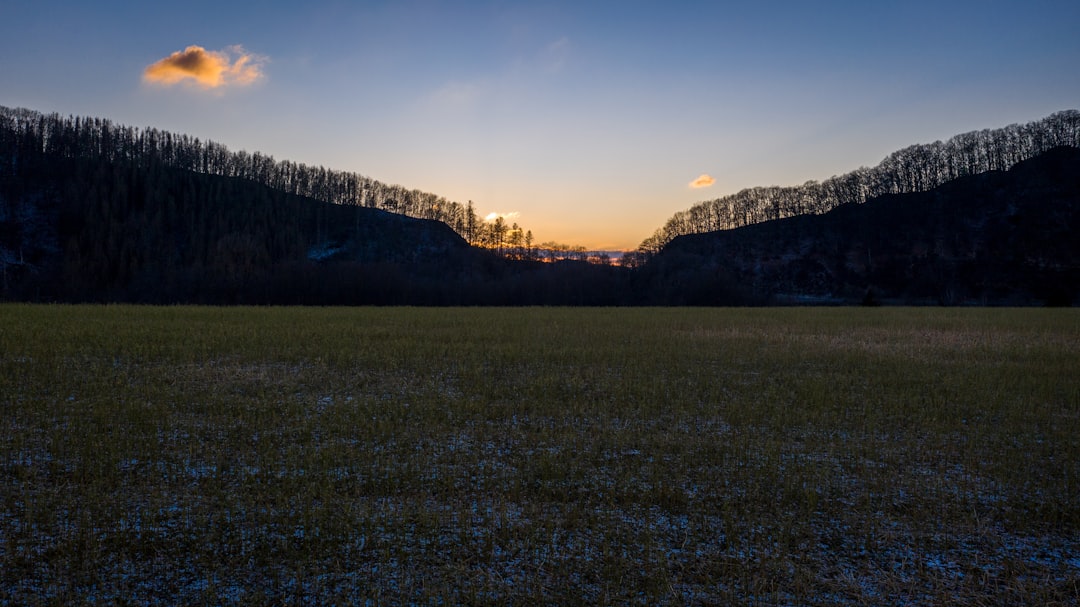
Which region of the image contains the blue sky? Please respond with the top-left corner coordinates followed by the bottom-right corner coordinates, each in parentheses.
top-left (3, 1), bottom-right (1078, 249)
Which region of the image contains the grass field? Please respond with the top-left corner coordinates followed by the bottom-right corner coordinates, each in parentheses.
top-left (1, 305), bottom-right (1078, 605)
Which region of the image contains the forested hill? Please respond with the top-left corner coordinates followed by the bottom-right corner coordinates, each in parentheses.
top-left (0, 107), bottom-right (631, 304)
top-left (0, 106), bottom-right (527, 248)
top-left (3, 105), bottom-right (1078, 305)
top-left (639, 110), bottom-right (1080, 255)
top-left (644, 146), bottom-right (1080, 306)
top-left (0, 133), bottom-right (478, 302)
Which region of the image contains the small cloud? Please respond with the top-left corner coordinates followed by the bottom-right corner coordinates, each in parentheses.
top-left (542, 37), bottom-right (571, 73)
top-left (143, 45), bottom-right (267, 89)
top-left (689, 174), bottom-right (716, 189)
top-left (431, 81), bottom-right (483, 107)
top-left (484, 211), bottom-right (520, 222)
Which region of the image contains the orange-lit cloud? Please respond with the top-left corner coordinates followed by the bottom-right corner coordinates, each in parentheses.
top-left (143, 45), bottom-right (266, 89)
top-left (689, 173), bottom-right (716, 189)
top-left (484, 211), bottom-right (520, 222)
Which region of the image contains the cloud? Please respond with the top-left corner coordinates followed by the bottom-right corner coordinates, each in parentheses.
top-left (541, 37), bottom-right (571, 73)
top-left (689, 174), bottom-right (716, 189)
top-left (430, 81), bottom-right (484, 107)
top-left (143, 45), bottom-right (266, 89)
top-left (484, 211), bottom-right (520, 222)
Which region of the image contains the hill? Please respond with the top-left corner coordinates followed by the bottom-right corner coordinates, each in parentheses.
top-left (0, 145), bottom-right (481, 302)
top-left (0, 148), bottom-right (633, 306)
top-left (646, 146), bottom-right (1080, 305)
top-left (640, 110), bottom-right (1080, 254)
top-left (1, 106), bottom-right (637, 305)
top-left (4, 105), bottom-right (1077, 306)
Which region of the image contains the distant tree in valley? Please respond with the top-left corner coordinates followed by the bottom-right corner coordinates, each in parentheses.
top-left (524, 230), bottom-right (534, 260)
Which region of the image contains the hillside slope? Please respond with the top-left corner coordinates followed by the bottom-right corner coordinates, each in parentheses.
top-left (0, 153), bottom-right (470, 303)
top-left (0, 151), bottom-right (636, 305)
top-left (639, 110), bottom-right (1080, 254)
top-left (647, 146), bottom-right (1080, 305)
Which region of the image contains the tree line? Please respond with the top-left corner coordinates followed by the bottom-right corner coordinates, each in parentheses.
top-left (0, 105), bottom-right (537, 253)
top-left (0, 110), bottom-right (638, 304)
top-left (637, 110), bottom-right (1080, 257)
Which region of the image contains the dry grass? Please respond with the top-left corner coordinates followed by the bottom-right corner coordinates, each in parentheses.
top-left (1, 305), bottom-right (1078, 605)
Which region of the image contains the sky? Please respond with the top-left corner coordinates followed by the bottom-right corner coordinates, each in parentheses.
top-left (2, 1), bottom-right (1078, 250)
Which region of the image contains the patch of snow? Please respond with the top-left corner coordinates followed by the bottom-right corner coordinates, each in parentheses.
top-left (307, 242), bottom-right (345, 261)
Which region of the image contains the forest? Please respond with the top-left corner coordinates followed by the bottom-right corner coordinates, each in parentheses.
top-left (644, 146), bottom-right (1080, 306)
top-left (635, 110), bottom-right (1080, 258)
top-left (0, 104), bottom-right (646, 304)
top-left (0, 106), bottom-right (545, 257)
top-left (1, 105), bottom-right (1078, 305)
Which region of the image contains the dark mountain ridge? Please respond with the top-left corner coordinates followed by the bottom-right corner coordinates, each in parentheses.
top-left (0, 148), bottom-right (632, 306)
top-left (1, 105), bottom-right (640, 305)
top-left (639, 110), bottom-right (1080, 254)
top-left (0, 105), bottom-right (541, 251)
top-left (2, 104), bottom-right (1077, 305)
top-left (648, 146), bottom-right (1080, 305)
top-left (0, 149), bottom-right (477, 302)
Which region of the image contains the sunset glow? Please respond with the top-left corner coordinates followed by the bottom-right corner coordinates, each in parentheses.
top-left (484, 211), bottom-right (520, 222)
top-left (3, 1), bottom-right (1077, 250)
